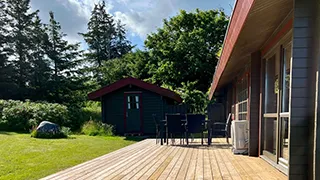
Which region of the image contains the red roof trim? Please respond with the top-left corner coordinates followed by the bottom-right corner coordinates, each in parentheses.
top-left (209, 0), bottom-right (255, 100)
top-left (88, 77), bottom-right (183, 103)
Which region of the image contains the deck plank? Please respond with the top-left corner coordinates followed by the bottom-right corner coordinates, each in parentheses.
top-left (185, 145), bottom-right (199, 180)
top-left (41, 138), bottom-right (288, 180)
top-left (128, 146), bottom-right (175, 180)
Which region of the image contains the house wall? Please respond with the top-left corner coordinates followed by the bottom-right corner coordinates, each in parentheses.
top-left (248, 52), bottom-right (261, 156)
top-left (101, 85), bottom-right (168, 134)
top-left (289, 0), bottom-right (316, 179)
top-left (313, 1), bottom-right (320, 179)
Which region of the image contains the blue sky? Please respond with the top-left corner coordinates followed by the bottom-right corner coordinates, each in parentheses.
top-left (30, 0), bottom-right (235, 50)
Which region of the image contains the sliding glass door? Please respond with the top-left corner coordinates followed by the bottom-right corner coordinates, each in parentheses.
top-left (262, 41), bottom-right (291, 166)
top-left (263, 54), bottom-right (279, 161)
top-left (279, 43), bottom-right (291, 165)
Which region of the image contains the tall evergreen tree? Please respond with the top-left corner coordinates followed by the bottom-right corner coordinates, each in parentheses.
top-left (80, 1), bottom-right (132, 85)
top-left (80, 1), bottom-right (115, 67)
top-left (29, 15), bottom-right (51, 101)
top-left (112, 20), bottom-right (133, 58)
top-left (6, 0), bottom-right (38, 99)
top-left (0, 0), bottom-right (16, 99)
top-left (45, 11), bottom-right (82, 104)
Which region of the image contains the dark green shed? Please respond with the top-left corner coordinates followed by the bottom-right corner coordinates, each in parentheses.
top-left (88, 77), bottom-right (183, 135)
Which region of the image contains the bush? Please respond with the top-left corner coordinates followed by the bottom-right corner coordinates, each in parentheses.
top-left (0, 100), bottom-right (68, 131)
top-left (0, 99), bottom-right (103, 132)
top-left (81, 120), bottom-right (113, 136)
top-left (31, 129), bottom-right (67, 139)
top-left (67, 101), bottom-right (101, 131)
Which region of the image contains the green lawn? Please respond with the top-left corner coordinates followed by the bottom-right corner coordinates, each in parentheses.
top-left (0, 132), bottom-right (139, 180)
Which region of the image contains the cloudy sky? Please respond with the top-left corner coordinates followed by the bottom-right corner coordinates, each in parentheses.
top-left (30, 0), bottom-right (235, 50)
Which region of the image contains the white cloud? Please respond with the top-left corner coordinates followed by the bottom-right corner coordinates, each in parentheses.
top-left (114, 0), bottom-right (176, 38)
top-left (31, 0), bottom-right (113, 46)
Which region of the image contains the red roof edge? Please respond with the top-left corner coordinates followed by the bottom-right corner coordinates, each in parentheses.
top-left (88, 77), bottom-right (183, 103)
top-left (209, 0), bottom-right (255, 100)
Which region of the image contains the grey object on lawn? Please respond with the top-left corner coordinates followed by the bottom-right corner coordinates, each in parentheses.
top-left (36, 121), bottom-right (61, 134)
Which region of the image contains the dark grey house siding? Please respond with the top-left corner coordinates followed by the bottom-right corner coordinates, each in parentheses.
top-left (290, 0), bottom-right (314, 178)
top-left (313, 1), bottom-right (320, 179)
top-left (248, 51), bottom-right (261, 156)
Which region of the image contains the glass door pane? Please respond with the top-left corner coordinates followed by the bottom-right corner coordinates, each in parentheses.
top-left (265, 55), bottom-right (278, 113)
top-left (280, 117), bottom-right (289, 161)
top-left (281, 44), bottom-right (291, 112)
top-left (264, 117), bottom-right (277, 155)
top-left (279, 44), bottom-right (291, 163)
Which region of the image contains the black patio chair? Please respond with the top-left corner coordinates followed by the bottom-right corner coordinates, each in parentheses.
top-left (208, 113), bottom-right (231, 145)
top-left (185, 114), bottom-right (206, 145)
top-left (152, 114), bottom-right (161, 144)
top-left (165, 114), bottom-right (187, 145)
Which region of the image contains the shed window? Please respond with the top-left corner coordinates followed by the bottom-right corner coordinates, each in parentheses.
top-left (127, 95), bottom-right (139, 109)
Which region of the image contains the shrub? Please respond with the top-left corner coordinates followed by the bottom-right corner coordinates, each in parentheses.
top-left (61, 126), bottom-right (71, 136)
top-left (67, 101), bottom-right (101, 131)
top-left (81, 120), bottom-right (113, 136)
top-left (31, 129), bottom-right (67, 139)
top-left (0, 100), bottom-right (68, 131)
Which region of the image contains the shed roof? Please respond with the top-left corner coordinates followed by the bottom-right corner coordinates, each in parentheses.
top-left (88, 77), bottom-right (183, 103)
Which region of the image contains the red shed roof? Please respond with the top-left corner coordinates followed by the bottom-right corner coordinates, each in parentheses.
top-left (88, 77), bottom-right (183, 103)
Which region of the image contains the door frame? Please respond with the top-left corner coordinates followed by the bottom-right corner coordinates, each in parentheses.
top-left (123, 91), bottom-right (143, 134)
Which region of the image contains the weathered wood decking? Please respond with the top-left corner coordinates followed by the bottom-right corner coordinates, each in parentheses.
top-left (42, 138), bottom-right (286, 180)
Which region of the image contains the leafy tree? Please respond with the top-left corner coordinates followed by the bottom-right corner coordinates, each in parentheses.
top-left (6, 0), bottom-right (39, 99)
top-left (125, 50), bottom-right (151, 80)
top-left (98, 50), bottom-right (151, 85)
top-left (176, 81), bottom-right (210, 113)
top-left (145, 9), bottom-right (228, 92)
top-left (100, 58), bottom-right (130, 85)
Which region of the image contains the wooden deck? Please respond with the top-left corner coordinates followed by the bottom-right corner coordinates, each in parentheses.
top-left (42, 138), bottom-right (287, 180)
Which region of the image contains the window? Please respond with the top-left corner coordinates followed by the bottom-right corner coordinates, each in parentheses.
top-left (236, 75), bottom-right (248, 120)
top-left (127, 95), bottom-right (139, 109)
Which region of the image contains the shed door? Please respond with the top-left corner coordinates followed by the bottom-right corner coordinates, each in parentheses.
top-left (124, 93), bottom-right (142, 133)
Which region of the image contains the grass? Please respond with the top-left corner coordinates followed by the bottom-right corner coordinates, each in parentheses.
top-left (0, 132), bottom-right (139, 180)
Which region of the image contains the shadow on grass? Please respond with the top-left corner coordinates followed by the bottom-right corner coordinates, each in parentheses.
top-left (0, 131), bottom-right (14, 135)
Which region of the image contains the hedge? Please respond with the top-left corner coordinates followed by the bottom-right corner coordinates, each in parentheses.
top-left (0, 100), bottom-right (102, 132)
top-left (0, 100), bottom-right (69, 131)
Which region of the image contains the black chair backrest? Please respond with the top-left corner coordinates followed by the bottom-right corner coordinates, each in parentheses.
top-left (186, 114), bottom-right (205, 133)
top-left (213, 122), bottom-right (226, 136)
top-left (166, 114), bottom-right (184, 133)
top-left (152, 114), bottom-right (159, 125)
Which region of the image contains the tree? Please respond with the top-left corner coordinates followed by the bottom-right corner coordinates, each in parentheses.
top-left (29, 15), bottom-right (51, 101)
top-left (0, 0), bottom-right (17, 99)
top-left (145, 9), bottom-right (228, 92)
top-left (6, 0), bottom-right (38, 99)
top-left (80, 1), bottom-right (132, 85)
top-left (45, 11), bottom-right (83, 105)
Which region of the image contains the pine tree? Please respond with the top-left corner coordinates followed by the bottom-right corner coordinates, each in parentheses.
top-left (80, 1), bottom-right (132, 85)
top-left (112, 20), bottom-right (133, 58)
top-left (6, 0), bottom-right (38, 99)
top-left (29, 15), bottom-right (51, 101)
top-left (80, 1), bottom-right (115, 67)
top-left (45, 11), bottom-right (82, 104)
top-left (0, 0), bottom-right (17, 99)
